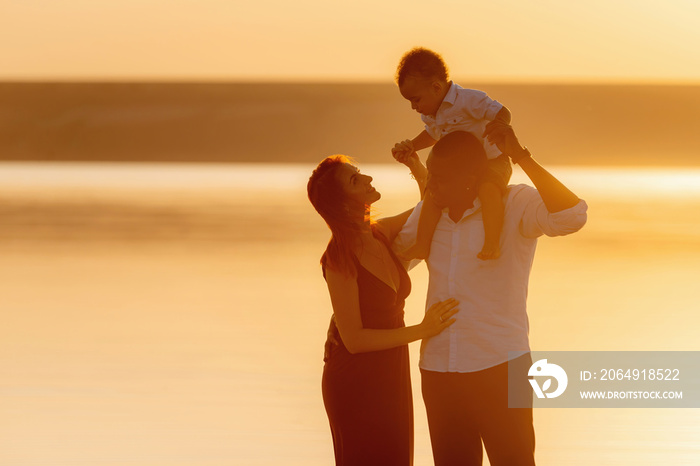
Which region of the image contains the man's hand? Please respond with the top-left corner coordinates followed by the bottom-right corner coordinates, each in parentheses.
top-left (487, 122), bottom-right (582, 213)
top-left (391, 139), bottom-right (420, 167)
top-left (483, 120), bottom-right (530, 163)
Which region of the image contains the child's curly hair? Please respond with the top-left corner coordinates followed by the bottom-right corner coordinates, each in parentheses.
top-left (395, 47), bottom-right (450, 86)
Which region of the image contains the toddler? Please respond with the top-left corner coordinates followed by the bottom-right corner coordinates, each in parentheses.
top-left (392, 47), bottom-right (512, 260)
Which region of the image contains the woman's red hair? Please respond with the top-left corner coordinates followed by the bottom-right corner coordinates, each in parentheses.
top-left (307, 155), bottom-right (366, 277)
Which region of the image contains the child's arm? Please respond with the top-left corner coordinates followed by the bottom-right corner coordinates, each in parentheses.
top-left (411, 130), bottom-right (437, 152)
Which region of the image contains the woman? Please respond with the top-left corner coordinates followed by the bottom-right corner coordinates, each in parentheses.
top-left (307, 154), bottom-right (459, 465)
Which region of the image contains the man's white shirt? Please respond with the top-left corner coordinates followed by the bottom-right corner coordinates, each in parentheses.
top-left (394, 184), bottom-right (588, 372)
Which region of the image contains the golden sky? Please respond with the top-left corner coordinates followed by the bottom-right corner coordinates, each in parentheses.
top-left (3, 0), bottom-right (699, 82)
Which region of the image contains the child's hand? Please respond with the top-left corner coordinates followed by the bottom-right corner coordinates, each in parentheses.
top-left (483, 121), bottom-right (527, 161)
top-left (391, 139), bottom-right (419, 166)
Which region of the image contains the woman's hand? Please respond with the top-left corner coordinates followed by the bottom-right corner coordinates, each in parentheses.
top-left (420, 298), bottom-right (459, 338)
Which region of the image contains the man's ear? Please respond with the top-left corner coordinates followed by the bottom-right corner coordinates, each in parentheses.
top-left (431, 80), bottom-right (444, 95)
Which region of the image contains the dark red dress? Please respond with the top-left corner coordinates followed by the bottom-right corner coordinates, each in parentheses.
top-left (321, 230), bottom-right (413, 466)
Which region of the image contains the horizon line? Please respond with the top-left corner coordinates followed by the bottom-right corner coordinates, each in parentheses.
top-left (1, 77), bottom-right (700, 86)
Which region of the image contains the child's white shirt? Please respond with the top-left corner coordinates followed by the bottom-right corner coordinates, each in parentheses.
top-left (421, 82), bottom-right (503, 159)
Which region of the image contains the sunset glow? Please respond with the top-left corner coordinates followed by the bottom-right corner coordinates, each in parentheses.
top-left (3, 0), bottom-right (700, 82)
top-left (3, 2), bottom-right (700, 465)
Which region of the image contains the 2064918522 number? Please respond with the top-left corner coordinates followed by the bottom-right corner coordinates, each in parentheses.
top-left (600, 368), bottom-right (680, 381)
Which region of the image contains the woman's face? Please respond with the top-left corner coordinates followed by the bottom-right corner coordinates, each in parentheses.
top-left (335, 162), bottom-right (381, 209)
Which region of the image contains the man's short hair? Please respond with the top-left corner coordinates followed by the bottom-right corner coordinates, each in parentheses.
top-left (431, 131), bottom-right (487, 177)
top-left (395, 47), bottom-right (450, 86)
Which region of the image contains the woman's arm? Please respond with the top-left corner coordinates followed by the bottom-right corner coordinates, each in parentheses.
top-left (376, 209), bottom-right (413, 244)
top-left (392, 140), bottom-right (428, 198)
top-left (407, 156), bottom-right (428, 198)
top-left (325, 267), bottom-right (458, 354)
top-left (378, 141), bottom-right (431, 243)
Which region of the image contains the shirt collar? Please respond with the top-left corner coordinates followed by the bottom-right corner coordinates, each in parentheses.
top-left (443, 196), bottom-right (482, 223)
top-left (441, 81), bottom-right (459, 107)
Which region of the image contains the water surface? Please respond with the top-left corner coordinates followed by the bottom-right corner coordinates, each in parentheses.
top-left (1, 162), bottom-right (699, 465)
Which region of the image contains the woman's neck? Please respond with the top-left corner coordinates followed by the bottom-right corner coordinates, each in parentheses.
top-left (351, 221), bottom-right (374, 251)
top-left (349, 205), bottom-right (372, 232)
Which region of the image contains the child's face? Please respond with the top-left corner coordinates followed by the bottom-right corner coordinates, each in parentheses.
top-left (399, 76), bottom-right (445, 117)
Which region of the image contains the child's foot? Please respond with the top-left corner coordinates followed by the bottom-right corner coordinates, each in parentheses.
top-left (398, 243), bottom-right (430, 261)
top-left (477, 240), bottom-right (500, 261)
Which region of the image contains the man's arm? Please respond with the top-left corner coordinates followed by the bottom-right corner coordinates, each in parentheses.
top-left (493, 106), bottom-right (511, 124)
top-left (484, 106), bottom-right (511, 144)
top-left (516, 156), bottom-right (580, 213)
top-left (487, 121), bottom-right (580, 213)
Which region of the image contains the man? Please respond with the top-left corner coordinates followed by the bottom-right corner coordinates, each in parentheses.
top-left (394, 123), bottom-right (587, 465)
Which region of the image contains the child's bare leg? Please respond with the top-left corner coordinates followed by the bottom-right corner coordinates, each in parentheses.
top-left (401, 192), bottom-right (441, 260)
top-left (477, 182), bottom-right (504, 260)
